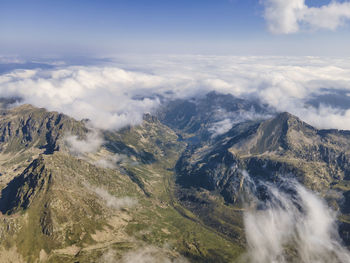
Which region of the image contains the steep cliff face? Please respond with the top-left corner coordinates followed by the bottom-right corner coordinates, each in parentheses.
top-left (177, 112), bottom-right (350, 196)
top-left (1, 94), bottom-right (350, 262)
top-left (157, 91), bottom-right (273, 140)
top-left (0, 103), bottom-right (244, 263)
top-left (0, 104), bottom-right (87, 154)
top-left (0, 155), bottom-right (52, 215)
top-left (174, 111), bottom-right (350, 247)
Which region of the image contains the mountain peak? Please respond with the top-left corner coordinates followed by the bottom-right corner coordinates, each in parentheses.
top-left (0, 104), bottom-right (87, 154)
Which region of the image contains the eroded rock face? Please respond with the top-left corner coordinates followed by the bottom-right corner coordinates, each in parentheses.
top-left (177, 112), bottom-right (350, 195)
top-left (157, 91), bottom-right (273, 140)
top-left (0, 104), bottom-right (87, 154)
top-left (173, 111), bottom-right (350, 248)
top-left (0, 156), bottom-right (51, 215)
top-left (1, 93), bottom-right (350, 262)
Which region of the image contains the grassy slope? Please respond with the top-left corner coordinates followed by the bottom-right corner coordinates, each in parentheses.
top-left (0, 108), bottom-right (244, 263)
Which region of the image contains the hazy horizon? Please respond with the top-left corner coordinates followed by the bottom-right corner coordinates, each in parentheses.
top-left (2, 0), bottom-right (350, 57)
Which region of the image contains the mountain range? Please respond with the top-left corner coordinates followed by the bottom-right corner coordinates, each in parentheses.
top-left (0, 92), bottom-right (349, 262)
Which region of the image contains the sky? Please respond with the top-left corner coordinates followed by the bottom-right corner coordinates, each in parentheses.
top-left (2, 2), bottom-right (350, 260)
top-left (2, 1), bottom-right (350, 134)
top-left (1, 0), bottom-right (350, 56)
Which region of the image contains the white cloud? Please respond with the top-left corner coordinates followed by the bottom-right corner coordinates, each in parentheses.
top-left (85, 184), bottom-right (138, 210)
top-left (242, 175), bottom-right (350, 263)
top-left (94, 187), bottom-right (137, 210)
top-left (65, 129), bottom-right (104, 156)
top-left (0, 66), bottom-right (162, 130)
top-left (93, 154), bottom-right (129, 169)
top-left (2, 56), bottom-right (350, 131)
top-left (262, 0), bottom-right (350, 34)
top-left (209, 108), bottom-right (273, 137)
top-left (99, 249), bottom-right (117, 263)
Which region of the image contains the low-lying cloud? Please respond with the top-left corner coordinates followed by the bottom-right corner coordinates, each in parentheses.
top-left (64, 129), bottom-right (132, 168)
top-left (93, 187), bottom-right (137, 210)
top-left (65, 129), bottom-right (104, 156)
top-left (83, 182), bottom-right (137, 210)
top-left (261, 0), bottom-right (350, 34)
top-left (2, 56), bottom-right (350, 131)
top-left (242, 176), bottom-right (350, 263)
top-left (93, 153), bottom-right (130, 169)
top-left (209, 107), bottom-right (273, 137)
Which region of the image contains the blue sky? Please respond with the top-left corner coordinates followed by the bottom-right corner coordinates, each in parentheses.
top-left (1, 0), bottom-right (350, 56)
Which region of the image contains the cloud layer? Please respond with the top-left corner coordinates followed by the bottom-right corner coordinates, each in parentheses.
top-left (0, 66), bottom-right (162, 130)
top-left (262, 0), bottom-right (350, 34)
top-left (2, 56), bottom-right (350, 130)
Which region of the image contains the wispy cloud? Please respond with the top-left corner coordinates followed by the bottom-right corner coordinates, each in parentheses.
top-left (209, 107), bottom-right (273, 137)
top-left (261, 0), bottom-right (350, 34)
top-left (65, 129), bottom-right (104, 156)
top-left (242, 174), bottom-right (350, 263)
top-left (94, 187), bottom-right (137, 210)
top-left (84, 183), bottom-right (137, 210)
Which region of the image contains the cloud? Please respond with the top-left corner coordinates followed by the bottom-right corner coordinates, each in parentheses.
top-left (242, 175), bottom-right (350, 263)
top-left (93, 153), bottom-right (130, 169)
top-left (99, 249), bottom-right (117, 263)
top-left (261, 0), bottom-right (350, 34)
top-left (65, 129), bottom-right (104, 156)
top-left (93, 187), bottom-right (137, 210)
top-left (0, 66), bottom-right (162, 130)
top-left (64, 129), bottom-right (134, 168)
top-left (2, 56), bottom-right (350, 131)
top-left (209, 107), bottom-right (273, 137)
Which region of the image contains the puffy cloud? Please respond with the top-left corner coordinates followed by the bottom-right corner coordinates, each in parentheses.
top-left (261, 0), bottom-right (350, 34)
top-left (0, 66), bottom-right (162, 130)
top-left (65, 129), bottom-right (104, 156)
top-left (2, 56), bottom-right (350, 130)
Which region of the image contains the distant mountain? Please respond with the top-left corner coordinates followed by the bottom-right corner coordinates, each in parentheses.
top-left (157, 91), bottom-right (274, 141)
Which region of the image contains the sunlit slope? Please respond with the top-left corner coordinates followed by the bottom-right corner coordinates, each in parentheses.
top-left (0, 104), bottom-right (243, 263)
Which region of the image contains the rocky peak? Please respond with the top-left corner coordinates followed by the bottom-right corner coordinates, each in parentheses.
top-left (0, 104), bottom-right (87, 154)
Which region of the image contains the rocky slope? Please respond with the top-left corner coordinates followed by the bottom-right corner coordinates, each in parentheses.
top-left (0, 102), bottom-right (243, 263)
top-left (157, 91), bottom-right (273, 141)
top-left (175, 110), bottom-right (350, 247)
top-left (0, 92), bottom-right (350, 262)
